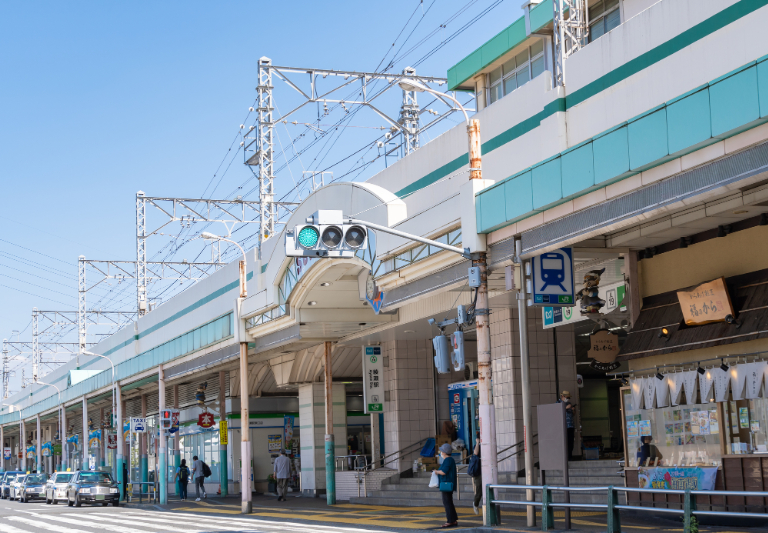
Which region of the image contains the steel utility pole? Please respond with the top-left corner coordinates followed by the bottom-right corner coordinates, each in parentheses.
top-left (467, 118), bottom-right (500, 506)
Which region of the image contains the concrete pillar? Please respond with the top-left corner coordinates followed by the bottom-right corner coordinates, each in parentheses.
top-left (239, 342), bottom-right (251, 513)
top-left (298, 381), bottom-right (346, 497)
top-left (140, 394), bottom-right (148, 486)
top-left (20, 419), bottom-right (25, 472)
top-left (370, 412), bottom-right (381, 466)
top-left (61, 407), bottom-right (67, 472)
top-left (116, 383), bottom-right (125, 501)
top-left (36, 415), bottom-right (41, 473)
top-left (82, 397), bottom-right (89, 470)
top-left (173, 384), bottom-right (180, 496)
top-left (219, 371), bottom-right (228, 497)
top-left (158, 365), bottom-right (167, 504)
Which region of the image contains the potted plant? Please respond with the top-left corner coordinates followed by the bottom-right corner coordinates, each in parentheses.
top-left (267, 473), bottom-right (277, 494)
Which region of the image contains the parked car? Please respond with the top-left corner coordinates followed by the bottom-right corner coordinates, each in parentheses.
top-left (66, 471), bottom-right (120, 507)
top-left (19, 473), bottom-right (49, 503)
top-left (45, 471), bottom-right (74, 504)
top-left (10, 474), bottom-right (27, 501)
top-left (1, 472), bottom-right (23, 499)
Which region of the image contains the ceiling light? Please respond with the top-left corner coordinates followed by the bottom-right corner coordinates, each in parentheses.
top-left (658, 327), bottom-right (670, 339)
top-left (720, 359), bottom-right (729, 372)
top-left (403, 330), bottom-right (415, 333)
top-left (656, 369), bottom-right (664, 381)
top-left (307, 301), bottom-right (317, 306)
top-left (319, 282), bottom-right (331, 287)
top-left (620, 377), bottom-right (628, 386)
top-left (697, 363), bottom-right (705, 375)
top-left (725, 314), bottom-right (741, 328)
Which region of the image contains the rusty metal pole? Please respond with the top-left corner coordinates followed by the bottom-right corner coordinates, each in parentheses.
top-left (173, 384), bottom-right (180, 496)
top-left (324, 341), bottom-right (336, 505)
top-left (238, 258), bottom-right (251, 514)
top-left (469, 119), bottom-right (499, 511)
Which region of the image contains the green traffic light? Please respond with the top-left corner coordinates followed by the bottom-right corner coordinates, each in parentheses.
top-left (298, 226), bottom-right (319, 248)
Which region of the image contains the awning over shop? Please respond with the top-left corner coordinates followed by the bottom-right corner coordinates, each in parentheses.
top-left (619, 269), bottom-right (768, 360)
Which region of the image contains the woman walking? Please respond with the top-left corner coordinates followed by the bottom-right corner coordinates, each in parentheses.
top-left (434, 443), bottom-right (458, 528)
top-left (174, 458), bottom-right (190, 501)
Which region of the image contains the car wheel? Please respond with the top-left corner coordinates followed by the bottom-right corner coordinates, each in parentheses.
top-left (52, 498), bottom-right (58, 505)
top-left (74, 494), bottom-right (81, 507)
top-left (67, 494), bottom-right (74, 507)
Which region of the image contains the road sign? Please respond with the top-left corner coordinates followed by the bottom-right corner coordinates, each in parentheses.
top-left (363, 346), bottom-right (384, 413)
top-left (219, 419), bottom-right (228, 445)
top-left (542, 280), bottom-right (626, 328)
top-left (198, 412), bottom-right (215, 428)
top-left (531, 247), bottom-right (574, 307)
top-left (130, 417), bottom-right (147, 433)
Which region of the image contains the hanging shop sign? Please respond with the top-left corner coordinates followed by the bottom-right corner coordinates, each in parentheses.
top-left (198, 412), bottom-right (215, 429)
top-left (171, 411), bottom-right (180, 434)
top-left (638, 466), bottom-right (717, 490)
top-left (219, 419), bottom-right (228, 446)
top-left (107, 434), bottom-right (117, 450)
top-left (588, 329), bottom-right (621, 371)
top-left (677, 277), bottom-right (734, 326)
top-left (3, 448), bottom-right (11, 460)
top-left (53, 443), bottom-right (62, 456)
top-left (362, 346), bottom-right (384, 413)
top-left (26, 445), bottom-right (35, 459)
top-left (283, 415), bottom-right (294, 444)
top-left (268, 434), bottom-right (283, 453)
top-left (530, 247), bottom-right (575, 307)
top-left (543, 280), bottom-right (626, 328)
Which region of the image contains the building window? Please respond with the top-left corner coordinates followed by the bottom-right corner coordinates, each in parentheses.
top-left (588, 0), bottom-right (620, 43)
top-left (488, 39), bottom-right (546, 105)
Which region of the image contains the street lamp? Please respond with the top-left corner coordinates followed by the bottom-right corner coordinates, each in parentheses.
top-left (201, 231), bottom-right (250, 513)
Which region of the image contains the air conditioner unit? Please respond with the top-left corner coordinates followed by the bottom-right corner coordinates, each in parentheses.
top-left (464, 362), bottom-right (477, 380)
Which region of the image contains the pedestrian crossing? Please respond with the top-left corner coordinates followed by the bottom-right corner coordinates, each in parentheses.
top-left (0, 508), bottom-right (390, 533)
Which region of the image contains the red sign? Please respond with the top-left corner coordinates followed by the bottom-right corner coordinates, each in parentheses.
top-left (107, 434), bottom-right (117, 450)
top-left (198, 412), bottom-right (215, 428)
top-left (453, 393), bottom-right (460, 404)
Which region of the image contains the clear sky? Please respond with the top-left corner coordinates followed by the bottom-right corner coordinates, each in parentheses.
top-left (0, 0), bottom-right (520, 393)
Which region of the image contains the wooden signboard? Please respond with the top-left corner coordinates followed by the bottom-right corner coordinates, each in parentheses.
top-left (677, 277), bottom-right (734, 326)
top-left (588, 329), bottom-right (620, 370)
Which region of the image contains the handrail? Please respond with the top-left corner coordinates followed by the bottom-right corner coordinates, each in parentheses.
top-left (484, 482), bottom-right (768, 533)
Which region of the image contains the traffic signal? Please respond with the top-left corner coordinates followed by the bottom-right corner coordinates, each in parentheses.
top-left (285, 210), bottom-right (367, 258)
top-left (433, 334), bottom-right (451, 374)
top-left (160, 410), bottom-right (172, 431)
top-left (451, 331), bottom-right (464, 372)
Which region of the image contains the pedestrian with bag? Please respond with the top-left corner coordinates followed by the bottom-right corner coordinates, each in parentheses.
top-left (273, 450), bottom-right (291, 501)
top-left (434, 443), bottom-right (458, 528)
top-left (192, 455), bottom-right (207, 501)
top-left (467, 434), bottom-right (482, 515)
top-left (174, 458), bottom-right (190, 501)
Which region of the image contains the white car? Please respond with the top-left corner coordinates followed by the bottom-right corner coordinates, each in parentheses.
top-left (11, 474), bottom-right (26, 501)
top-left (45, 472), bottom-right (74, 504)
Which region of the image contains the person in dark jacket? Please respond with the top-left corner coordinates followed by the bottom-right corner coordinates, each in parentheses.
top-left (174, 458), bottom-right (190, 501)
top-left (471, 436), bottom-right (482, 515)
top-left (122, 461), bottom-right (128, 499)
top-left (434, 443), bottom-right (458, 528)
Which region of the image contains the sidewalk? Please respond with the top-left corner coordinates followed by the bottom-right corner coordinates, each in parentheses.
top-left (130, 494), bottom-right (767, 532)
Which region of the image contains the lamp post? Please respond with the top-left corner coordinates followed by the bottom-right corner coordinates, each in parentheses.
top-left (82, 351), bottom-right (117, 482)
top-left (398, 79), bottom-right (501, 515)
top-left (201, 231), bottom-right (250, 513)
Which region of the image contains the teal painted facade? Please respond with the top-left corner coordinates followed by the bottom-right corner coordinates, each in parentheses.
top-left (475, 57), bottom-right (768, 234)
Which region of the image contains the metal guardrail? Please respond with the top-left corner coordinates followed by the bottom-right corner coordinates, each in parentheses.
top-left (485, 483), bottom-right (768, 533)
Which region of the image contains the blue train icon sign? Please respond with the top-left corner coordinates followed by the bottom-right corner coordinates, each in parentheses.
top-left (531, 247), bottom-right (574, 307)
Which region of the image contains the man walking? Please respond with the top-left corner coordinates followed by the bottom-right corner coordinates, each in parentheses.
top-left (274, 450), bottom-right (291, 502)
top-left (192, 455), bottom-right (206, 501)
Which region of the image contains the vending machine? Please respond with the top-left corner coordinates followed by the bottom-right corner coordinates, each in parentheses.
top-left (448, 380), bottom-right (480, 450)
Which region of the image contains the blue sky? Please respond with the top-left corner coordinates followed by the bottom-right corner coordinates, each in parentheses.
top-left (0, 0), bottom-right (519, 391)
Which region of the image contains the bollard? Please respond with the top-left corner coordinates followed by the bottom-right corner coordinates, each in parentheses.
top-left (541, 485), bottom-right (554, 531)
top-left (606, 485), bottom-right (621, 533)
top-left (684, 488), bottom-right (697, 533)
top-left (485, 484), bottom-right (500, 526)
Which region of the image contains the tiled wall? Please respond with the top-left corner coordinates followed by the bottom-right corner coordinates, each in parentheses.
top-left (382, 339), bottom-right (437, 472)
top-left (489, 305), bottom-right (578, 473)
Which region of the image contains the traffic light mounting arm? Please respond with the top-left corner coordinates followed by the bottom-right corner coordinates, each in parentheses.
top-left (346, 218), bottom-right (471, 259)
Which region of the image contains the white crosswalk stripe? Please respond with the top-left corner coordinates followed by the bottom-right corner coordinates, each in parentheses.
top-left (86, 512), bottom-right (214, 532)
top-left (26, 513), bottom-right (152, 533)
top-left (7, 515), bottom-right (93, 533)
top-left (0, 523), bottom-right (32, 533)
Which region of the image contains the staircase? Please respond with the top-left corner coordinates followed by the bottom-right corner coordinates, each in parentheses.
top-left (348, 459), bottom-right (626, 507)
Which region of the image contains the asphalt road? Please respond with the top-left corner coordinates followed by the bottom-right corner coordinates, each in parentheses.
top-left (0, 499), bottom-right (396, 533)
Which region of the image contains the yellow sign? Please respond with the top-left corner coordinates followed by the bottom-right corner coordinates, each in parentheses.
top-left (219, 419), bottom-right (228, 445)
top-left (677, 277), bottom-right (734, 326)
top-left (588, 329), bottom-right (619, 363)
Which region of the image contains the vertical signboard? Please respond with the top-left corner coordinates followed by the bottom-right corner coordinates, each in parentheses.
top-left (219, 419), bottom-right (228, 446)
top-left (531, 247), bottom-right (575, 307)
top-left (363, 346), bottom-right (384, 414)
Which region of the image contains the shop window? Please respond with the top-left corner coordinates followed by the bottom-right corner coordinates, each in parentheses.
top-left (722, 398), bottom-right (768, 454)
top-left (487, 39), bottom-right (546, 105)
top-left (588, 0), bottom-right (621, 43)
top-left (623, 389), bottom-right (723, 468)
